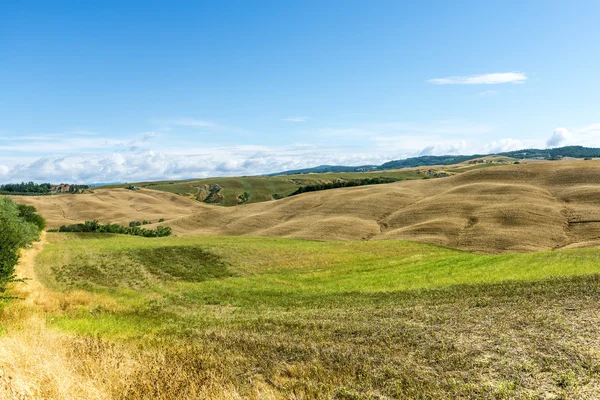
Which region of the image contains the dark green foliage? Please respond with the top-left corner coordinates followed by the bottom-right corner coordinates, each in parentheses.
top-left (237, 191), bottom-right (250, 204)
top-left (0, 182), bottom-right (89, 195)
top-left (129, 220), bottom-right (152, 227)
top-left (0, 182), bottom-right (52, 194)
top-left (51, 246), bottom-right (232, 289)
top-left (57, 220), bottom-right (172, 237)
top-left (129, 246), bottom-right (232, 282)
top-left (498, 145), bottom-right (600, 160)
top-left (17, 204), bottom-right (47, 230)
top-left (289, 177), bottom-right (399, 196)
top-left (0, 198), bottom-right (45, 292)
top-left (203, 184), bottom-right (223, 204)
top-left (378, 155), bottom-right (481, 170)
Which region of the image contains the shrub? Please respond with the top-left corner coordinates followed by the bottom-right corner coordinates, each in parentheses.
top-left (59, 220), bottom-right (172, 238)
top-left (0, 198), bottom-right (45, 293)
top-left (289, 177), bottom-right (398, 196)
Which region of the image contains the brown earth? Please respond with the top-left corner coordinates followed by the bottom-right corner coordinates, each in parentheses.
top-left (14, 160), bottom-right (600, 253)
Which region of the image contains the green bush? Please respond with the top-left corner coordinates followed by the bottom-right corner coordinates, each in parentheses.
top-left (0, 198), bottom-right (45, 293)
top-left (58, 220), bottom-right (172, 238)
top-left (289, 177), bottom-right (399, 196)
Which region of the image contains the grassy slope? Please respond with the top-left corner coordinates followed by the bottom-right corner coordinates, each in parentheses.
top-left (102, 170), bottom-right (434, 206)
top-left (24, 233), bottom-right (600, 398)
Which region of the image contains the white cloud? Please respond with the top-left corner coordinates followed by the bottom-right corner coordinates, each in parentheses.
top-left (282, 117), bottom-right (308, 122)
top-left (428, 72), bottom-right (527, 85)
top-left (417, 141), bottom-right (469, 156)
top-left (547, 128), bottom-right (572, 147)
top-left (5, 121), bottom-right (600, 184)
top-left (483, 138), bottom-right (534, 153)
top-left (544, 124), bottom-right (600, 148)
top-left (0, 145), bottom-right (396, 184)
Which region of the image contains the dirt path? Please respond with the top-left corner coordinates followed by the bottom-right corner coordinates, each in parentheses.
top-left (0, 233), bottom-right (50, 398)
top-left (0, 233), bottom-right (108, 400)
top-left (12, 231), bottom-right (48, 302)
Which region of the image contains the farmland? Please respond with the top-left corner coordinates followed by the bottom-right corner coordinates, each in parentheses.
top-left (1, 232), bottom-right (599, 398)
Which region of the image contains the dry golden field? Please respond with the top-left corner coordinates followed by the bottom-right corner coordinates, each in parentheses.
top-left (12, 188), bottom-right (210, 229)
top-left (18, 159), bottom-right (600, 253)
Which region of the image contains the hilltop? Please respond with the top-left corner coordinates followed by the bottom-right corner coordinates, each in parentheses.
top-left (272, 145), bottom-right (600, 174)
top-left (14, 158), bottom-right (600, 253)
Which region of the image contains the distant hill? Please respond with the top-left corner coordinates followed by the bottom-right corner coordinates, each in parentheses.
top-left (497, 145), bottom-right (600, 160)
top-left (272, 145), bottom-right (600, 175)
top-left (377, 154), bottom-right (484, 170)
top-left (266, 164), bottom-right (378, 176)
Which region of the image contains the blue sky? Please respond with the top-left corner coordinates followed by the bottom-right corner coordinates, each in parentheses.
top-left (1, 0), bottom-right (599, 183)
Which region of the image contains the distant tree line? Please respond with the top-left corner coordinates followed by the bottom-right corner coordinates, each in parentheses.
top-left (0, 199), bottom-right (46, 295)
top-left (497, 146), bottom-right (600, 160)
top-left (51, 220), bottom-right (172, 237)
top-left (0, 182), bottom-right (89, 195)
top-left (289, 177), bottom-right (399, 196)
top-left (0, 182), bottom-right (53, 194)
top-left (276, 145), bottom-right (600, 175)
top-left (378, 155), bottom-right (479, 170)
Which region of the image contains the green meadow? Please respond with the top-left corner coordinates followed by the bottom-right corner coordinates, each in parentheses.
top-left (25, 232), bottom-right (600, 398)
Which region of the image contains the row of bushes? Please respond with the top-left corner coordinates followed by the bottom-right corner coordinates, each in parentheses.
top-left (51, 220), bottom-right (172, 237)
top-left (0, 199), bottom-right (46, 294)
top-left (289, 177), bottom-right (399, 196)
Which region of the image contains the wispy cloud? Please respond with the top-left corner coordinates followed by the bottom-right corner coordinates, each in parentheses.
top-left (428, 72), bottom-right (527, 85)
top-left (282, 117), bottom-right (308, 122)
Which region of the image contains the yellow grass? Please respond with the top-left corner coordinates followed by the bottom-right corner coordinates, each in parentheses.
top-left (11, 188), bottom-right (210, 229)
top-left (0, 234), bottom-right (281, 399)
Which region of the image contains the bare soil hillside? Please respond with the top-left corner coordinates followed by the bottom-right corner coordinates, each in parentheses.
top-left (13, 160), bottom-right (600, 253)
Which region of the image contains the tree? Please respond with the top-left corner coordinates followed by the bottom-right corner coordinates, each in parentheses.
top-left (0, 198), bottom-right (44, 293)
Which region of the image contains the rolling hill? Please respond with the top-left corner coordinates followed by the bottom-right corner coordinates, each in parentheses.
top-left (100, 169), bottom-right (427, 206)
top-left (10, 188), bottom-right (210, 228)
top-left (151, 159), bottom-right (600, 253)
top-left (14, 158), bottom-right (600, 253)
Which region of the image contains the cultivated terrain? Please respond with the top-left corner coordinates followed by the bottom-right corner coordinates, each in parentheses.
top-left (2, 158), bottom-right (600, 399)
top-left (18, 159), bottom-right (600, 253)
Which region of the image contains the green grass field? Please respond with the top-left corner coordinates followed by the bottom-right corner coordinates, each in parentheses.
top-left (25, 233), bottom-right (600, 398)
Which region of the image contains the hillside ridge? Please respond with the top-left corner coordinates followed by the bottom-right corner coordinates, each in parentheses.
top-left (272, 145), bottom-right (600, 175)
top-left (13, 159), bottom-right (600, 254)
